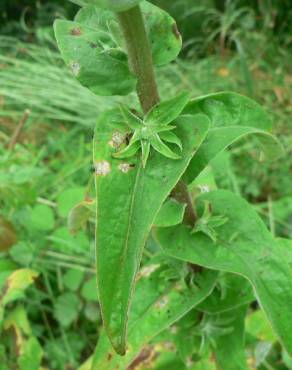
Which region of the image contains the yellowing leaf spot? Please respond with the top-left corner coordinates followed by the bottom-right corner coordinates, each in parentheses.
top-left (95, 161), bottom-right (111, 176)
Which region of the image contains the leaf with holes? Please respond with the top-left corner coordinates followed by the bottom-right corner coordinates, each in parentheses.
top-left (155, 190), bottom-right (292, 355)
top-left (93, 108), bottom-right (210, 354)
top-left (91, 258), bottom-right (217, 369)
top-left (182, 92), bottom-right (284, 183)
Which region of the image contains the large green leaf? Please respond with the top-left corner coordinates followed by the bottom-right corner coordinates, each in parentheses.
top-left (183, 92), bottom-right (283, 183)
top-left (93, 110), bottom-right (210, 354)
top-left (213, 306), bottom-right (248, 370)
top-left (156, 190), bottom-right (292, 355)
top-left (54, 18), bottom-right (135, 96)
top-left (92, 258), bottom-right (217, 369)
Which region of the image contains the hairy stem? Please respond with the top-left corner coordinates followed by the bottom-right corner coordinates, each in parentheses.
top-left (117, 6), bottom-right (160, 114)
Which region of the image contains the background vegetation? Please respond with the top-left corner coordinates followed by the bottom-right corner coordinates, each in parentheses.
top-left (0, 0), bottom-right (291, 368)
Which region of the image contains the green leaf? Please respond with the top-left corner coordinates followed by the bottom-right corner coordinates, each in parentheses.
top-left (154, 199), bottom-right (186, 227)
top-left (54, 292), bottom-right (82, 327)
top-left (63, 269), bottom-right (85, 292)
top-left (55, 2), bottom-right (181, 95)
top-left (30, 204), bottom-right (55, 231)
top-left (183, 92), bottom-right (284, 183)
top-left (10, 242), bottom-right (35, 266)
top-left (76, 2), bottom-right (180, 66)
top-left (141, 1), bottom-right (182, 66)
top-left (159, 131), bottom-right (183, 150)
top-left (93, 109), bottom-right (210, 354)
top-left (54, 19), bottom-right (136, 96)
top-left (149, 133), bottom-right (181, 160)
top-left (18, 337), bottom-right (43, 370)
top-left (3, 306), bottom-right (43, 370)
top-left (197, 273), bottom-right (254, 314)
top-left (119, 106), bottom-right (142, 130)
top-left (246, 310), bottom-right (276, 342)
top-left (145, 91), bottom-right (190, 126)
top-left (91, 259), bottom-right (218, 369)
top-left (81, 277), bottom-right (98, 302)
top-left (213, 306), bottom-right (248, 370)
top-left (57, 187), bottom-right (85, 218)
top-left (156, 190), bottom-right (292, 355)
top-left (141, 140), bottom-right (150, 168)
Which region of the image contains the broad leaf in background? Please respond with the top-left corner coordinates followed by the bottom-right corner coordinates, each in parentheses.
top-left (156, 190), bottom-right (292, 355)
top-left (213, 306), bottom-right (248, 370)
top-left (91, 258), bottom-right (218, 369)
top-left (94, 108), bottom-right (210, 354)
top-left (183, 92), bottom-right (283, 183)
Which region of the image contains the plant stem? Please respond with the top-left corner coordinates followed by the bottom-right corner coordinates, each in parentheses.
top-left (117, 6), bottom-right (160, 114)
top-left (117, 4), bottom-right (197, 225)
